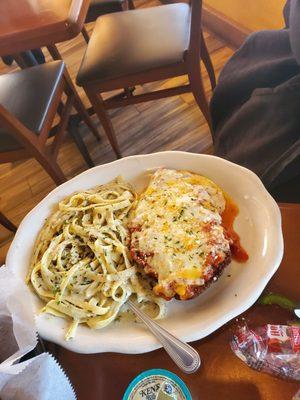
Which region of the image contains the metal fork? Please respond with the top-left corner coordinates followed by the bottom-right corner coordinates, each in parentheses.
top-left (127, 300), bottom-right (201, 374)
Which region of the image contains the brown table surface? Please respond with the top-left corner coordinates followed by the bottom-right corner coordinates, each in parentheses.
top-left (0, 0), bottom-right (90, 56)
top-left (48, 203), bottom-right (300, 400)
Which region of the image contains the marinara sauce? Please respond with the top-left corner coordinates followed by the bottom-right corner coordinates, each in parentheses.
top-left (221, 194), bottom-right (249, 263)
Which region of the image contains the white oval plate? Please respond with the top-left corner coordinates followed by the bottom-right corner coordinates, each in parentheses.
top-left (7, 151), bottom-right (283, 354)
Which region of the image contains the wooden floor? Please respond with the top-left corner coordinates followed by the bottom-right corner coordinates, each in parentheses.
top-left (0, 0), bottom-right (234, 262)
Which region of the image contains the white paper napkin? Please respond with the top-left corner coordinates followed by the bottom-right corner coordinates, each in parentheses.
top-left (0, 266), bottom-right (76, 400)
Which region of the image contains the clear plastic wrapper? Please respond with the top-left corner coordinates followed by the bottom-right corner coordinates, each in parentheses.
top-left (231, 323), bottom-right (300, 381)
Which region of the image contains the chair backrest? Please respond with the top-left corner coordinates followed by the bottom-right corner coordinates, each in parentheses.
top-left (188, 0), bottom-right (203, 60)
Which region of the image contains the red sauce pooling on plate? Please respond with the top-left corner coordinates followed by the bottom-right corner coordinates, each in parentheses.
top-left (221, 194), bottom-right (249, 263)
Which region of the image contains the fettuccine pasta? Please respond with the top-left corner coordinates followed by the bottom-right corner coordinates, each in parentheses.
top-left (27, 177), bottom-right (165, 340)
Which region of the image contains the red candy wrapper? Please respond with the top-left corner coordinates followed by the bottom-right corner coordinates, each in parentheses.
top-left (231, 324), bottom-right (300, 380)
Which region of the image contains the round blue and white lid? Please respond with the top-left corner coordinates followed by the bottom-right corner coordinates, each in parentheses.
top-left (123, 368), bottom-right (192, 400)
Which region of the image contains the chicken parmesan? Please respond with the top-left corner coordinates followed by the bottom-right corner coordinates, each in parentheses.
top-left (130, 169), bottom-right (246, 301)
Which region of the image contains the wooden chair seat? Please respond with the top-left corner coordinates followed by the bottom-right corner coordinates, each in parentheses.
top-left (76, 1), bottom-right (216, 158)
top-left (0, 62), bottom-right (65, 152)
top-left (0, 61), bottom-right (101, 185)
top-left (80, 0), bottom-right (136, 99)
top-left (77, 4), bottom-right (190, 85)
top-left (85, 0), bottom-right (124, 23)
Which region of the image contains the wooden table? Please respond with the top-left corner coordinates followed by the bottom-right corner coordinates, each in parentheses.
top-left (47, 203), bottom-right (300, 399)
top-left (0, 0), bottom-right (90, 56)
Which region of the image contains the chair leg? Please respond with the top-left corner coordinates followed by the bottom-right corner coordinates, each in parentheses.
top-left (62, 71), bottom-right (101, 142)
top-left (33, 150), bottom-right (66, 185)
top-left (72, 95), bottom-right (101, 142)
top-left (81, 26), bottom-right (90, 44)
top-left (200, 30), bottom-right (216, 91)
top-left (47, 45), bottom-right (108, 145)
top-left (39, 158), bottom-right (66, 185)
top-left (84, 88), bottom-right (122, 159)
top-left (188, 60), bottom-right (213, 132)
top-left (68, 119), bottom-right (95, 168)
top-left (0, 212), bottom-right (17, 232)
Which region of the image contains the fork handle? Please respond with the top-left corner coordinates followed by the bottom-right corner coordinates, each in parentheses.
top-left (128, 300), bottom-right (200, 374)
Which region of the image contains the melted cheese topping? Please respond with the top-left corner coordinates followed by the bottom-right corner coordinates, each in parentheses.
top-left (130, 169), bottom-right (231, 300)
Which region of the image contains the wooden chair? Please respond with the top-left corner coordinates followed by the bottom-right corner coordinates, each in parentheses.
top-left (76, 0), bottom-right (216, 158)
top-left (82, 0), bottom-right (135, 43)
top-left (0, 61), bottom-right (101, 186)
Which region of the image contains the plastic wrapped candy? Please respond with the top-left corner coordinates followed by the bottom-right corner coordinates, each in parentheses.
top-left (231, 323), bottom-right (300, 381)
